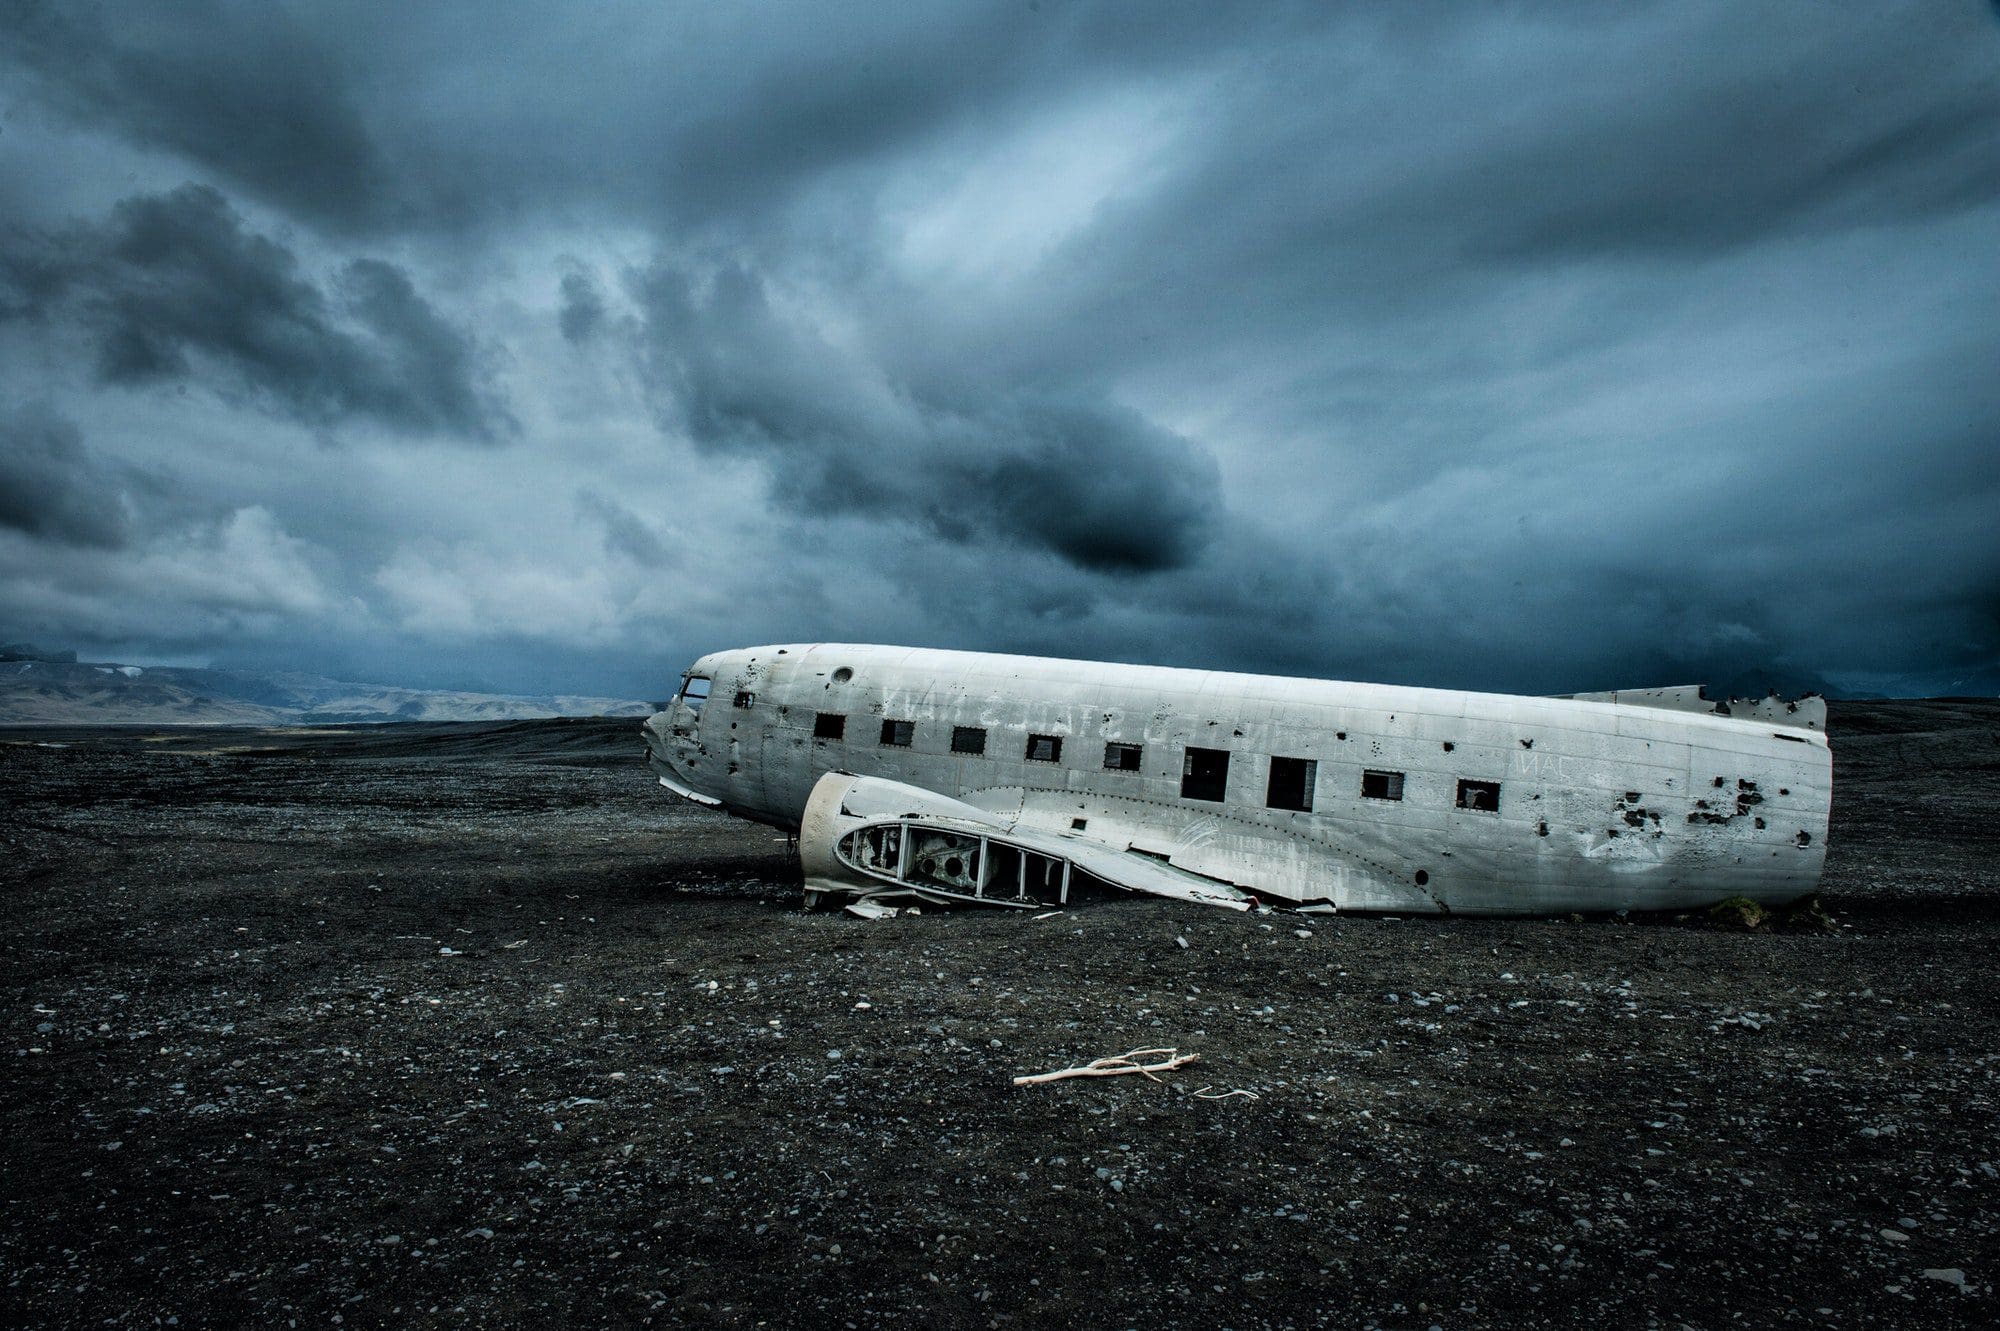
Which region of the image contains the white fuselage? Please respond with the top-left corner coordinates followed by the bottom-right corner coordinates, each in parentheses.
top-left (642, 643), bottom-right (1831, 915)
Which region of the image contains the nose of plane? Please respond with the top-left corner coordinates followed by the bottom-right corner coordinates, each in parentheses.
top-left (641, 706), bottom-right (675, 757)
top-left (642, 653), bottom-right (729, 795)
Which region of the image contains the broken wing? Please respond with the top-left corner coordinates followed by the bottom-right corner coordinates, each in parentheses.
top-left (798, 771), bottom-right (1254, 912)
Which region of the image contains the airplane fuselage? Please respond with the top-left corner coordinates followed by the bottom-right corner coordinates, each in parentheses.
top-left (642, 643), bottom-right (1831, 915)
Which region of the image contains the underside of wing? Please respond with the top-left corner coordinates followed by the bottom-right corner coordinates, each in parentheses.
top-left (797, 771), bottom-right (1255, 912)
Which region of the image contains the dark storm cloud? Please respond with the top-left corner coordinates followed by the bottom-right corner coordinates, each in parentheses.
top-left (1, 185), bottom-right (510, 440)
top-left (337, 258), bottom-right (509, 440)
top-left (636, 261), bottom-right (1218, 573)
top-left (576, 489), bottom-right (672, 568)
top-left (0, 1), bottom-right (1269, 237)
top-left (0, 405), bottom-right (133, 548)
top-left (0, 1), bottom-right (386, 232)
top-left (557, 272), bottom-right (605, 345)
top-left (1458, 46), bottom-right (2000, 258)
top-left (0, 1), bottom-right (1995, 699)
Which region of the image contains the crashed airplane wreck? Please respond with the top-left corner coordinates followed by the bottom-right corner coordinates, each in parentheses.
top-left (641, 644), bottom-right (1830, 916)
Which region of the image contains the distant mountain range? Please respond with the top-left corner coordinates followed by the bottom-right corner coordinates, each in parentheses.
top-left (0, 647), bottom-right (653, 725)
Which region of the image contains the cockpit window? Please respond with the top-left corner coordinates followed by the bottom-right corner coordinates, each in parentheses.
top-left (678, 675), bottom-right (711, 713)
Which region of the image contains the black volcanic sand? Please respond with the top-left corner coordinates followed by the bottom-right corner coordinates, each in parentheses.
top-left (3, 704), bottom-right (1997, 1329)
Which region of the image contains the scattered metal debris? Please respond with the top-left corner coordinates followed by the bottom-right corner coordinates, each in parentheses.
top-left (1012, 1048), bottom-right (1199, 1087)
top-left (843, 898), bottom-right (899, 920)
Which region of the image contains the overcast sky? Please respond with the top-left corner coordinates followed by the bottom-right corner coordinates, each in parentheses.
top-left (3, 2), bottom-right (1996, 701)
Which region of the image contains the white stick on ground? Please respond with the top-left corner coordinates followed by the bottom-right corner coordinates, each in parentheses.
top-left (1192, 1086), bottom-right (1260, 1101)
top-left (1012, 1048), bottom-right (1198, 1086)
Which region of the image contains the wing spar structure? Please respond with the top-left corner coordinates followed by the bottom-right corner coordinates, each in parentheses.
top-left (799, 771), bottom-right (1256, 913)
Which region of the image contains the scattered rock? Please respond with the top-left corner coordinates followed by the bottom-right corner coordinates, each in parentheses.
top-left (1779, 894), bottom-right (1836, 933)
top-left (5, 705), bottom-right (1995, 1329)
top-left (1707, 897), bottom-right (1766, 930)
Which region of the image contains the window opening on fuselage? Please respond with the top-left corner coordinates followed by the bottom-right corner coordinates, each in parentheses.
top-left (1362, 769), bottom-right (1405, 801)
top-left (1103, 742), bottom-right (1142, 771)
top-left (1456, 778), bottom-right (1501, 812)
top-left (1025, 734), bottom-right (1062, 763)
top-left (1181, 746), bottom-right (1229, 802)
top-left (813, 712), bottom-right (846, 740)
top-left (1267, 756), bottom-right (1316, 812)
top-left (951, 725), bottom-right (987, 755)
top-left (880, 719), bottom-right (914, 747)
top-left (678, 675), bottom-right (711, 713)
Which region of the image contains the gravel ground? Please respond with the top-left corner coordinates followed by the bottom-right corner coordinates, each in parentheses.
top-left (3, 703), bottom-right (1997, 1329)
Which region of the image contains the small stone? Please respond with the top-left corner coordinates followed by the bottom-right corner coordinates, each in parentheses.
top-left (1879, 1228), bottom-right (1909, 1243)
top-left (1921, 1268), bottom-right (1966, 1290)
top-left (1175, 936), bottom-right (1189, 949)
top-left (1293, 929), bottom-right (1313, 939)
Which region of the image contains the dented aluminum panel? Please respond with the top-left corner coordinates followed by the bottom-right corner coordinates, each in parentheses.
top-left (641, 644), bottom-right (1832, 915)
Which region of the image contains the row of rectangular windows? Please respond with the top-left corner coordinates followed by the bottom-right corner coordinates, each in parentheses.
top-left (809, 712), bottom-right (1501, 814)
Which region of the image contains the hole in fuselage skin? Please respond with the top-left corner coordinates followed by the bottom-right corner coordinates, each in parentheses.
top-left (1414, 870), bottom-right (1430, 886)
top-left (831, 667), bottom-right (853, 683)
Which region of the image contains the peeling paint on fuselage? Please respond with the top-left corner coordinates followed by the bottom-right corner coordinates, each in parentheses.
top-left (642, 643), bottom-right (1831, 915)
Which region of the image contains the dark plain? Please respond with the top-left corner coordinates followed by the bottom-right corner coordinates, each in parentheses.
top-left (3, 702), bottom-right (1997, 1328)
